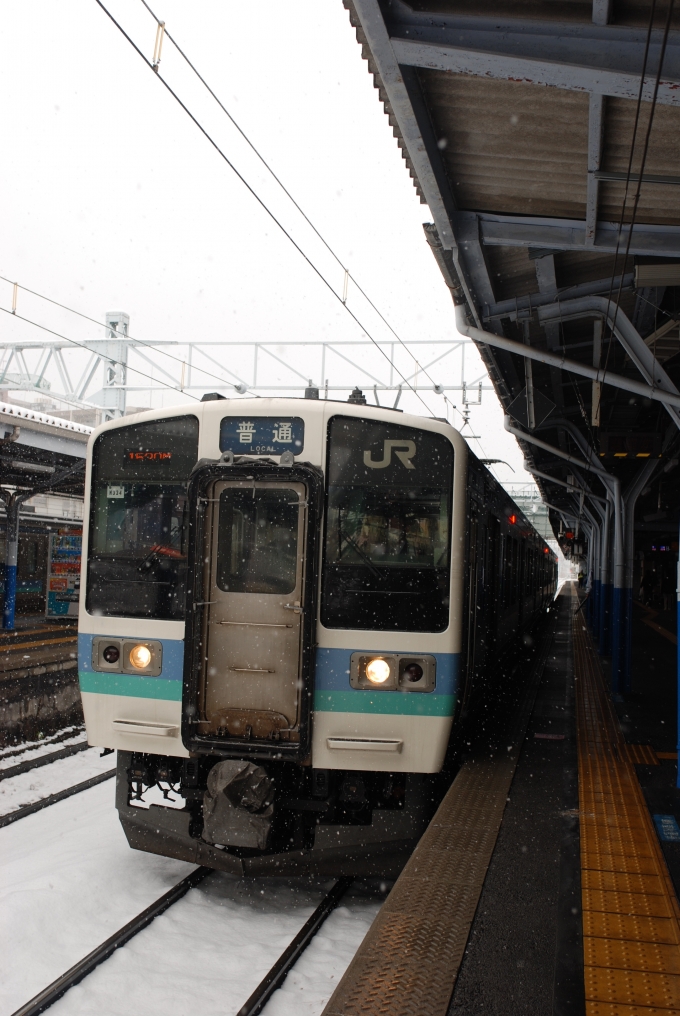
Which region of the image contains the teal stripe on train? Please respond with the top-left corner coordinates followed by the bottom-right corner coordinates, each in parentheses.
top-left (78, 672), bottom-right (182, 700)
top-left (314, 690), bottom-right (456, 716)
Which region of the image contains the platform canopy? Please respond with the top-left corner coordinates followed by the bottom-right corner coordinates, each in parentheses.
top-left (345, 0), bottom-right (680, 690)
top-left (0, 401), bottom-right (90, 496)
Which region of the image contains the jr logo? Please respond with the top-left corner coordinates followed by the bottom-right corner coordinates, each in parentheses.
top-left (363, 440), bottom-right (416, 470)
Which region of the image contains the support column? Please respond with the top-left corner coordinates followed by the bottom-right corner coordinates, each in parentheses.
top-left (598, 500), bottom-right (611, 654)
top-left (2, 497), bottom-right (19, 630)
top-left (621, 458), bottom-right (662, 693)
top-left (677, 514), bottom-right (680, 789)
top-left (610, 480), bottom-right (625, 694)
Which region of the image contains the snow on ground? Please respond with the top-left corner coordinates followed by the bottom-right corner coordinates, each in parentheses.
top-left (0, 780), bottom-right (196, 1015)
top-left (46, 876), bottom-right (381, 1016)
top-left (260, 894), bottom-right (382, 1016)
top-left (0, 726), bottom-right (85, 764)
top-left (1, 779), bottom-right (382, 1016)
top-left (0, 748), bottom-right (116, 817)
top-left (0, 734), bottom-right (87, 773)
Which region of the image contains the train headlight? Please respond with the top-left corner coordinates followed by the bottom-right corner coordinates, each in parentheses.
top-left (365, 658), bottom-right (391, 685)
top-left (129, 644), bottom-right (153, 670)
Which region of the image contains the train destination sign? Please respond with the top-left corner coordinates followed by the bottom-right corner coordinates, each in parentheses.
top-left (124, 450), bottom-right (173, 463)
top-left (220, 416), bottom-right (304, 455)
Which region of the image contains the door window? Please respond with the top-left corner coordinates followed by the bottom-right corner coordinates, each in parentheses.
top-left (216, 488), bottom-right (299, 595)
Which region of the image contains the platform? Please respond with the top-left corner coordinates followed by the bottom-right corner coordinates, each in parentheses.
top-left (322, 585), bottom-right (680, 1016)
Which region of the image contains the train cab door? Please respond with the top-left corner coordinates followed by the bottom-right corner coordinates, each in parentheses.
top-left (188, 469), bottom-right (321, 756)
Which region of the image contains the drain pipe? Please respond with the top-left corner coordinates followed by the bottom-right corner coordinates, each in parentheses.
top-left (523, 466), bottom-right (608, 504)
top-left (577, 499), bottom-right (601, 631)
top-left (504, 416), bottom-right (624, 689)
top-left (535, 420), bottom-right (618, 655)
top-left (454, 304), bottom-right (680, 415)
top-left (539, 296), bottom-right (680, 432)
top-left (621, 458), bottom-right (663, 692)
top-left (564, 464), bottom-right (607, 638)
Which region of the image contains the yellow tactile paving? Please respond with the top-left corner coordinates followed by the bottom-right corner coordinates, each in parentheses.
top-left (628, 745), bottom-right (661, 766)
top-left (588, 1005), bottom-right (680, 1015)
top-left (585, 937), bottom-right (680, 975)
top-left (584, 912), bottom-right (680, 946)
top-left (583, 871), bottom-right (667, 896)
top-left (574, 593), bottom-right (680, 1013)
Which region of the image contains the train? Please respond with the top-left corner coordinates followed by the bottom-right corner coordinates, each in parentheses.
top-left (78, 394), bottom-right (557, 876)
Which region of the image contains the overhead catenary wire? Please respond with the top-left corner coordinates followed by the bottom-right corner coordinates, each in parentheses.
top-left (0, 275), bottom-right (259, 399)
top-left (0, 305), bottom-right (204, 406)
top-left (137, 0), bottom-right (442, 393)
top-left (92, 0), bottom-right (436, 418)
top-left (597, 0), bottom-right (674, 417)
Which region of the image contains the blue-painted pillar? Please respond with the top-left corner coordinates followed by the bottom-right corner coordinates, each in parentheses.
top-left (677, 519), bottom-right (680, 789)
top-left (598, 500), bottom-right (611, 656)
top-left (600, 582), bottom-right (611, 655)
top-left (591, 578), bottom-right (600, 636)
top-left (610, 482), bottom-right (624, 695)
top-left (2, 499), bottom-right (19, 631)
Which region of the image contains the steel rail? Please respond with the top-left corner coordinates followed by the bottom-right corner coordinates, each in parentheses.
top-left (0, 769), bottom-right (116, 829)
top-left (236, 877), bottom-right (354, 1016)
top-left (0, 741), bottom-right (90, 782)
top-left (10, 868), bottom-right (352, 1016)
top-left (9, 866), bottom-right (213, 1016)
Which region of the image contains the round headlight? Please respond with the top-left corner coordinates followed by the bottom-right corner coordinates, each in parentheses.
top-left (129, 644), bottom-right (152, 670)
top-left (103, 644), bottom-right (120, 664)
top-left (403, 662), bottom-right (423, 683)
top-left (365, 658), bottom-right (391, 685)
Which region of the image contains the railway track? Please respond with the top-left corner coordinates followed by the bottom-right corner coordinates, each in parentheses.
top-left (0, 733), bottom-right (116, 828)
top-left (0, 767), bottom-right (117, 828)
top-left (11, 870), bottom-right (353, 1016)
top-left (0, 739), bottom-right (91, 781)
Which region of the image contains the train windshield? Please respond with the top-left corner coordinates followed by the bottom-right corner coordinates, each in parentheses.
top-left (86, 415), bottom-right (199, 619)
top-left (322, 416), bottom-right (454, 632)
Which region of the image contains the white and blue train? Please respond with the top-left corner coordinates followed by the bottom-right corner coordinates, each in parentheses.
top-left (79, 395), bottom-right (557, 876)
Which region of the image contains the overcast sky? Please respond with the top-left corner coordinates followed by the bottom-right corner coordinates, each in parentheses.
top-left (0, 0), bottom-right (536, 491)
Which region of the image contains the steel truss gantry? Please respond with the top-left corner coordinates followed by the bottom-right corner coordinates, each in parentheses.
top-left (0, 321), bottom-right (491, 418)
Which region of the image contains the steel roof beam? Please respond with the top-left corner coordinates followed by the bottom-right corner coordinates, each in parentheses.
top-left (454, 304), bottom-right (680, 412)
top-left (385, 5), bottom-right (680, 105)
top-left (465, 211), bottom-right (680, 257)
top-left (483, 272), bottom-right (635, 322)
top-left (586, 94), bottom-right (605, 245)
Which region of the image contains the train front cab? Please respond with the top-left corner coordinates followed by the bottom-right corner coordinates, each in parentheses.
top-left (78, 400), bottom-right (469, 876)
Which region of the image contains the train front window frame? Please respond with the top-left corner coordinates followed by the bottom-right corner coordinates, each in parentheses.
top-left (321, 415), bottom-right (454, 633)
top-left (86, 415), bottom-right (198, 620)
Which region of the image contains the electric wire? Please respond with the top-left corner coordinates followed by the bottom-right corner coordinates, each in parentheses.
top-left (597, 0), bottom-right (674, 417)
top-left (92, 0), bottom-right (436, 418)
top-left (0, 306), bottom-right (203, 407)
top-left (137, 0), bottom-right (443, 393)
top-left (0, 276), bottom-right (258, 399)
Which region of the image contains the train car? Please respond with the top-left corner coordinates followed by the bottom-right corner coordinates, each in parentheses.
top-left (78, 395), bottom-right (557, 876)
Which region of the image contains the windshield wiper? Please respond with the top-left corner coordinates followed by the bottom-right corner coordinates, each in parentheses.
top-left (337, 528), bottom-right (384, 582)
